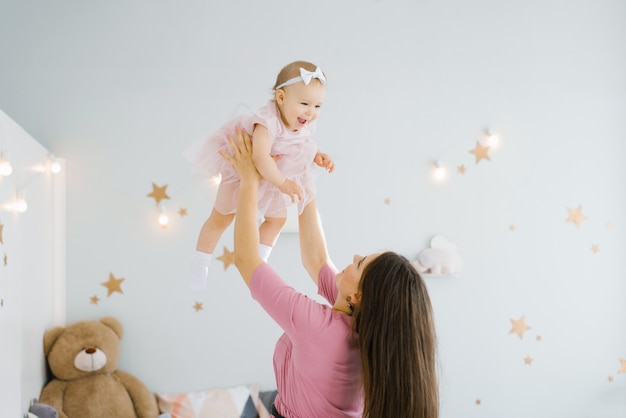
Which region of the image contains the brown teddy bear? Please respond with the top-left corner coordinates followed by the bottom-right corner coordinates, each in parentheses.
top-left (39, 316), bottom-right (161, 418)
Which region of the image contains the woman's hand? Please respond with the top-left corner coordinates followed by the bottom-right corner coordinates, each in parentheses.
top-left (220, 129), bottom-right (261, 184)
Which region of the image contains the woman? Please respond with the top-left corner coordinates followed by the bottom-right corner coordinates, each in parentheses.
top-left (222, 130), bottom-right (439, 418)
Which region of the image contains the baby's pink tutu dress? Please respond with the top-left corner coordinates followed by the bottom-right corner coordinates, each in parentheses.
top-left (185, 100), bottom-right (319, 218)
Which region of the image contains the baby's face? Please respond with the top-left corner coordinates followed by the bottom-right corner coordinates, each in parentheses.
top-left (276, 80), bottom-right (325, 132)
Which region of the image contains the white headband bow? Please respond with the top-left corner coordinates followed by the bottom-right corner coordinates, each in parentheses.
top-left (275, 67), bottom-right (326, 90)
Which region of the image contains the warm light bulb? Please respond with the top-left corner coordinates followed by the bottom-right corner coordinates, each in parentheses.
top-left (158, 206), bottom-right (169, 228)
top-left (0, 154), bottom-right (12, 176)
top-left (14, 191), bottom-right (27, 213)
top-left (49, 157), bottom-right (62, 174)
top-left (485, 129), bottom-right (499, 148)
top-left (210, 174), bottom-right (222, 186)
top-left (433, 160), bottom-right (447, 181)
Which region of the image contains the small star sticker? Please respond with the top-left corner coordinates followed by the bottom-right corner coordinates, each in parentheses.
top-left (147, 183), bottom-right (170, 205)
top-left (509, 224), bottom-right (516, 231)
top-left (457, 165), bottom-right (467, 174)
top-left (475, 399), bottom-right (481, 405)
top-left (217, 246), bottom-right (235, 270)
top-left (591, 244), bottom-right (599, 253)
top-left (178, 208), bottom-right (188, 217)
top-left (509, 315), bottom-right (531, 339)
top-left (3, 253), bottom-right (7, 266)
top-left (608, 376), bottom-right (614, 382)
top-left (90, 295), bottom-right (100, 305)
top-left (524, 356), bottom-right (533, 365)
top-left (607, 222), bottom-right (613, 229)
top-left (193, 301), bottom-right (203, 312)
top-left (536, 335), bottom-right (542, 342)
top-left (618, 358), bottom-right (626, 373)
top-left (469, 141), bottom-right (491, 164)
top-left (101, 273), bottom-right (125, 296)
top-left (566, 205), bottom-right (587, 228)
top-left (0, 222), bottom-right (4, 243)
top-left (384, 198), bottom-right (391, 205)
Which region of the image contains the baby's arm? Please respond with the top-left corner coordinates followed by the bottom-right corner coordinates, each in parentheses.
top-left (251, 124), bottom-right (303, 202)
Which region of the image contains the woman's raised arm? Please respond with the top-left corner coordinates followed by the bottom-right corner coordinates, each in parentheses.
top-left (298, 199), bottom-right (330, 286)
top-left (221, 129), bottom-right (264, 286)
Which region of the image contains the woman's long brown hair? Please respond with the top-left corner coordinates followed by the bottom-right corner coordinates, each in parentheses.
top-left (353, 252), bottom-right (439, 418)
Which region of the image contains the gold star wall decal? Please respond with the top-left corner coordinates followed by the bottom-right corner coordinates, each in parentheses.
top-left (3, 253), bottom-right (7, 266)
top-left (475, 399), bottom-right (481, 405)
top-left (536, 335), bottom-right (542, 342)
top-left (566, 205), bottom-right (587, 228)
top-left (457, 165), bottom-right (467, 174)
top-left (147, 183), bottom-right (170, 205)
top-left (90, 295), bottom-right (100, 305)
top-left (607, 222), bottom-right (613, 229)
top-left (101, 273), bottom-right (125, 296)
top-left (384, 198), bottom-right (391, 205)
top-left (178, 208), bottom-right (188, 217)
top-left (608, 376), bottom-right (614, 382)
top-left (217, 246), bottom-right (235, 270)
top-left (193, 301), bottom-right (203, 312)
top-left (469, 141), bottom-right (491, 164)
top-left (0, 222), bottom-right (4, 243)
top-left (591, 244), bottom-right (599, 253)
top-left (509, 224), bottom-right (516, 231)
top-left (524, 356), bottom-right (533, 365)
top-left (618, 358), bottom-right (626, 373)
top-left (509, 315), bottom-right (531, 339)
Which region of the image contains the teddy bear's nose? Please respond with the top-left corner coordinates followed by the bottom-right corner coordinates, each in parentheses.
top-left (85, 347), bottom-right (96, 354)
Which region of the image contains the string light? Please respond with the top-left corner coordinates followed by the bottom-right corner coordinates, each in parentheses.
top-left (210, 174), bottom-right (222, 186)
top-left (158, 205), bottom-right (169, 228)
top-left (433, 160), bottom-right (447, 181)
top-left (0, 152), bottom-right (12, 176)
top-left (49, 154), bottom-right (62, 174)
top-left (484, 128), bottom-right (499, 148)
top-left (14, 190), bottom-right (27, 213)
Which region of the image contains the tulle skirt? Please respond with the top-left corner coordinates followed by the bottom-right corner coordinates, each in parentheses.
top-left (183, 116), bottom-right (318, 218)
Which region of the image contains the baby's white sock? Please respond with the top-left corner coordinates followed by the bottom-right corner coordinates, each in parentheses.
top-left (258, 244), bottom-right (273, 262)
top-left (189, 251), bottom-right (212, 290)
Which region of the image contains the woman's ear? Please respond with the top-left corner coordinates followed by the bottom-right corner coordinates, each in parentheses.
top-left (351, 292), bottom-right (362, 306)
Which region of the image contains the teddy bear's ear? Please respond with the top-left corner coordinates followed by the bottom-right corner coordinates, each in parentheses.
top-left (100, 316), bottom-right (123, 339)
top-left (43, 326), bottom-right (65, 356)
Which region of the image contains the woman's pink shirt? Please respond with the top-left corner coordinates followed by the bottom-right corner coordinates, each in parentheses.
top-left (250, 263), bottom-right (363, 418)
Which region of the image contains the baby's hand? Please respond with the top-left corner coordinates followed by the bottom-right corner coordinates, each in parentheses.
top-left (279, 179), bottom-right (304, 203)
top-left (314, 152), bottom-right (335, 173)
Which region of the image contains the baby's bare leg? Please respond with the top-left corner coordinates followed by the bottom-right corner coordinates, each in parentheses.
top-left (189, 209), bottom-right (235, 290)
top-left (196, 208), bottom-right (235, 253)
top-left (258, 217), bottom-right (287, 261)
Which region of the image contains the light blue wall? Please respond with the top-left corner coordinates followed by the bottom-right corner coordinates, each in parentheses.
top-left (2, 0), bottom-right (625, 416)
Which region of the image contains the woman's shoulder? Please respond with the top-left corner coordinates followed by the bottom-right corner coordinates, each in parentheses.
top-left (318, 263), bottom-right (339, 304)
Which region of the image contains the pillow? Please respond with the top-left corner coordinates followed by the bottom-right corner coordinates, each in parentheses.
top-left (156, 384), bottom-right (270, 418)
